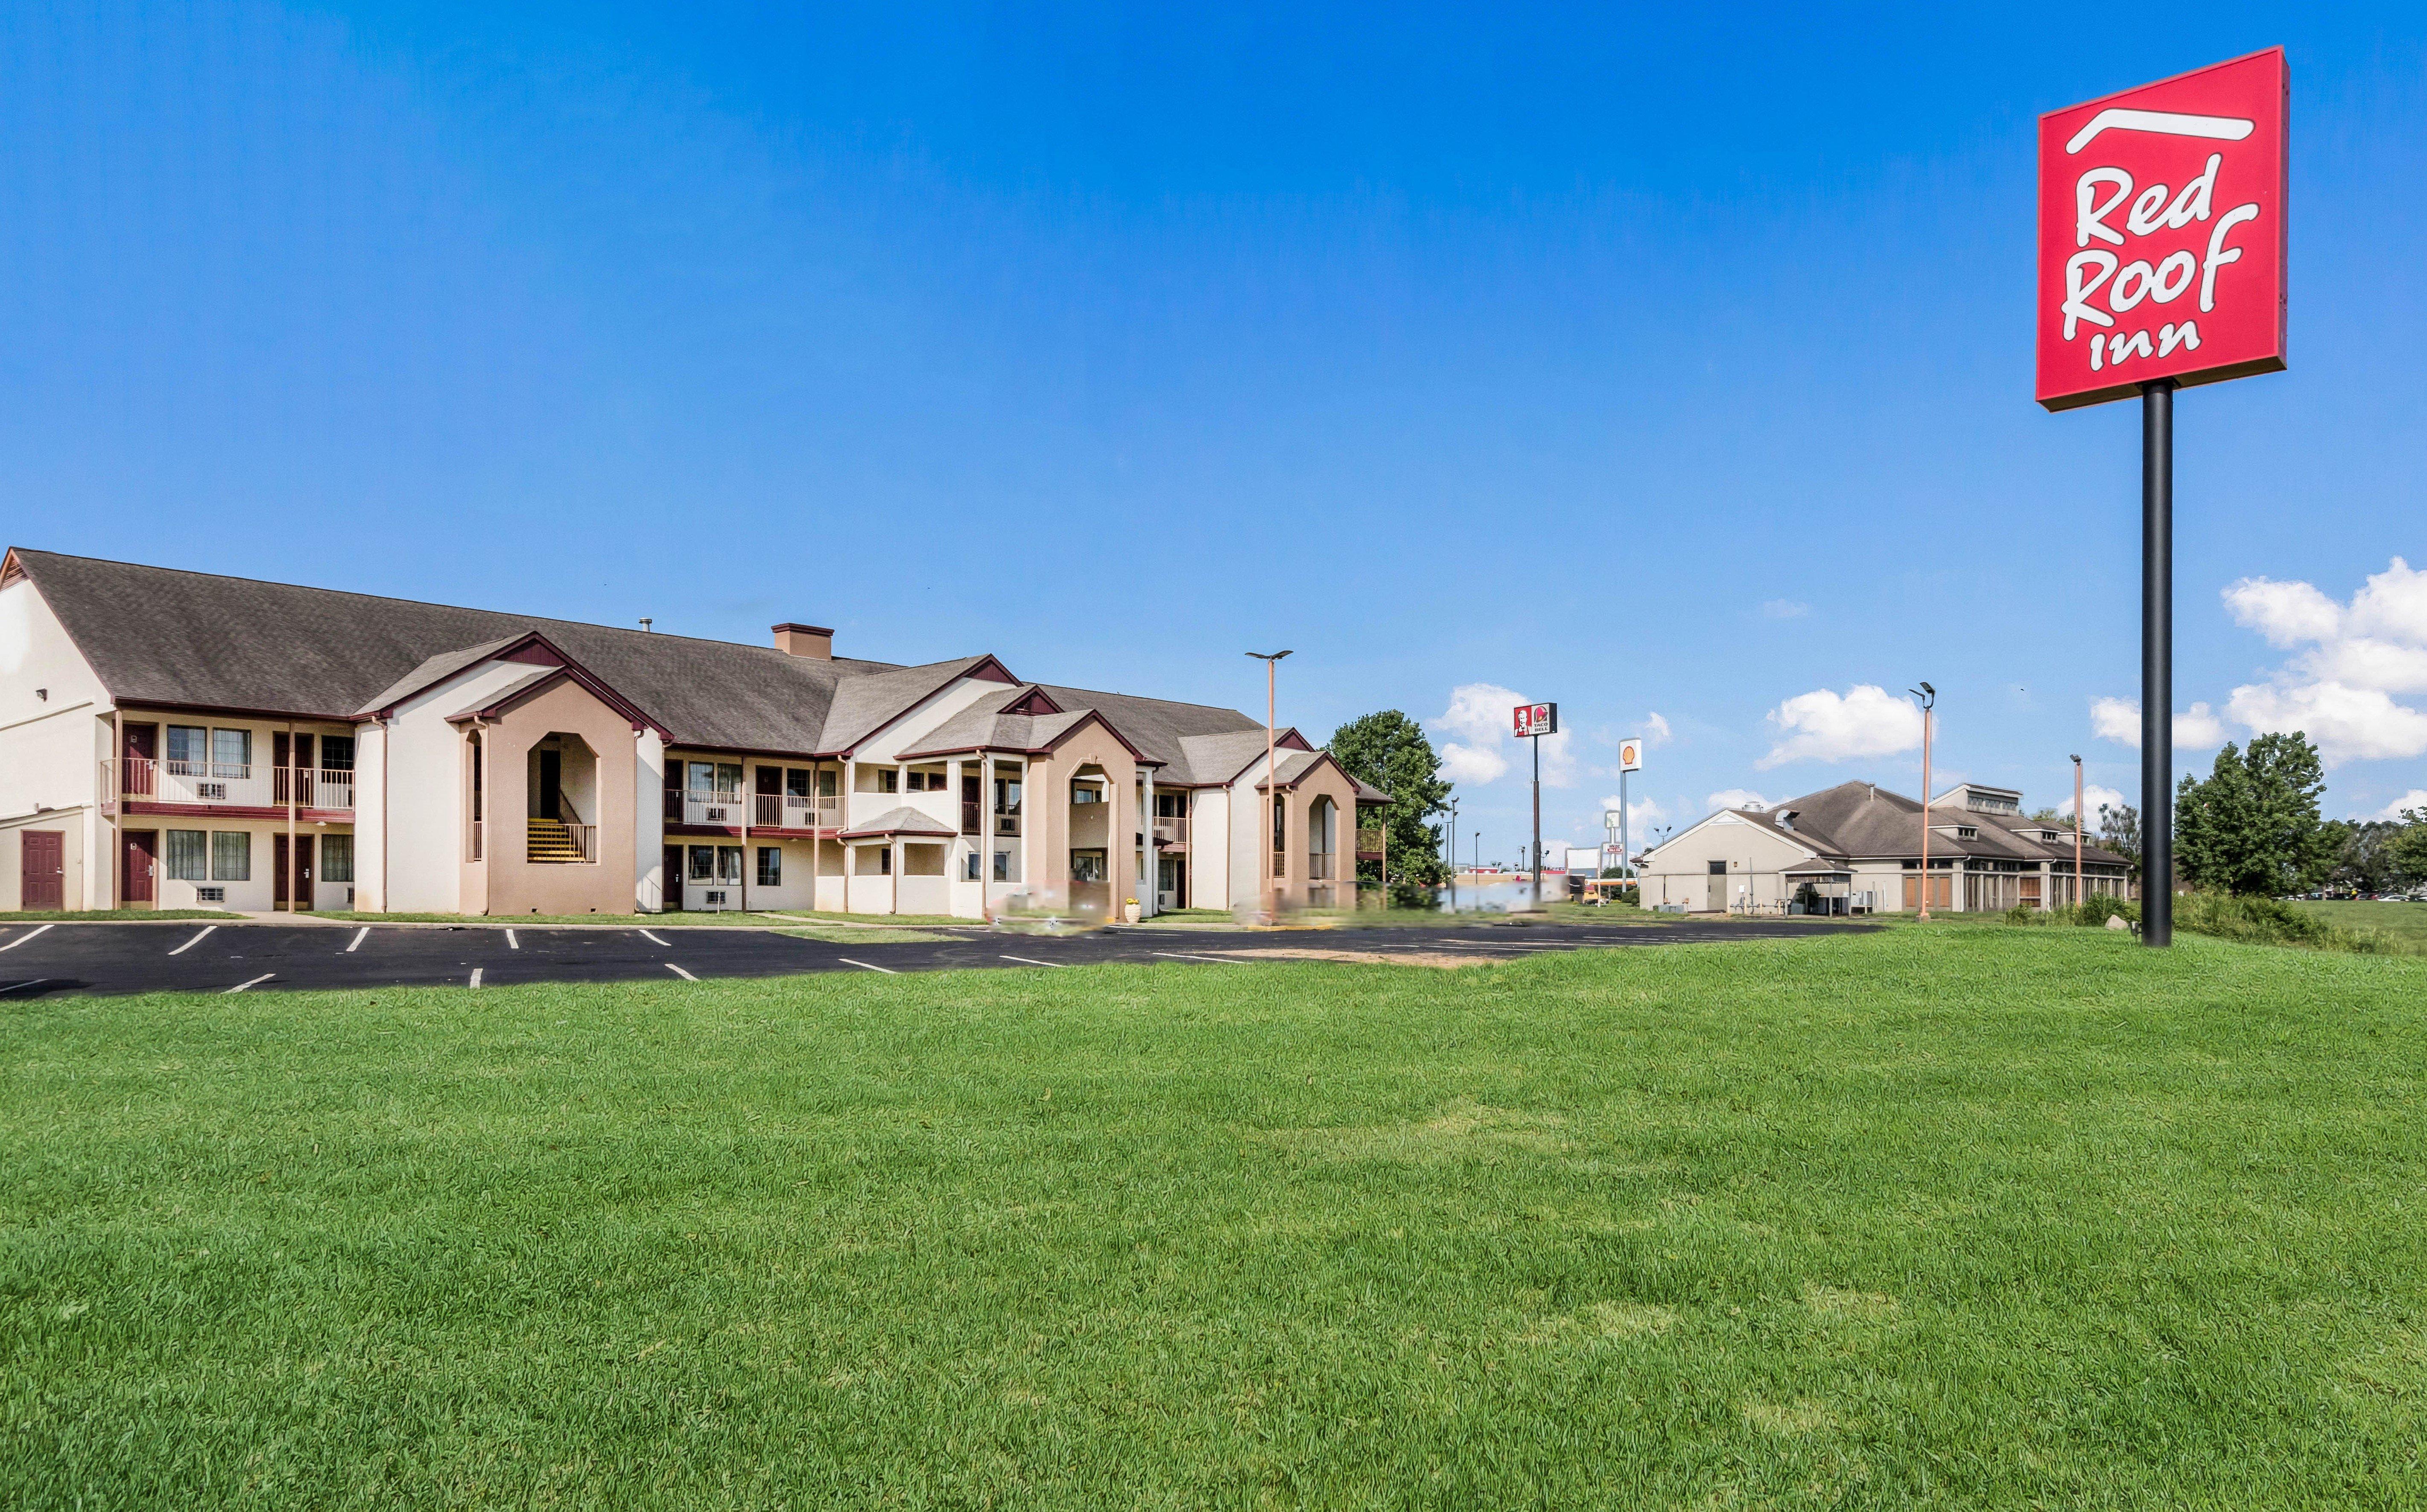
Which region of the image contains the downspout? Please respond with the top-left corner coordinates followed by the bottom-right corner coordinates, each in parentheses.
top-left (110, 707), bottom-right (123, 909)
top-left (842, 756), bottom-right (854, 915)
top-left (737, 759), bottom-right (749, 914)
top-left (980, 751), bottom-right (995, 924)
top-left (380, 717), bottom-right (390, 914)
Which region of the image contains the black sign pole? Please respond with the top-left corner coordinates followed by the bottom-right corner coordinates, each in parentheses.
top-left (2141, 379), bottom-right (2175, 947)
top-left (1530, 732), bottom-right (1542, 910)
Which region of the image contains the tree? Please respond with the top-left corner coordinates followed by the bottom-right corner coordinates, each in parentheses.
top-left (2324, 820), bottom-right (2398, 895)
top-left (2097, 800), bottom-right (2141, 881)
top-left (2385, 808), bottom-right (2427, 892)
top-left (2173, 731), bottom-right (2334, 896)
top-left (1326, 710), bottom-right (1451, 907)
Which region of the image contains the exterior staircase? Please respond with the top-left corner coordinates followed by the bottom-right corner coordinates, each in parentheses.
top-left (526, 817), bottom-right (586, 864)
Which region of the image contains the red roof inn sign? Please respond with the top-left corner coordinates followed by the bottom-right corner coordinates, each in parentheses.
top-left (2036, 48), bottom-right (2286, 411)
top-left (2037, 49), bottom-right (2287, 952)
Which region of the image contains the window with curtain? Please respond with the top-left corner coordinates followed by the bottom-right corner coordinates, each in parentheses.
top-left (210, 832), bottom-right (251, 881)
top-left (166, 830), bottom-right (207, 881)
top-left (756, 846), bottom-right (781, 886)
top-left (689, 846), bottom-right (716, 881)
top-left (321, 835), bottom-right (354, 882)
top-left (166, 726), bottom-right (207, 769)
top-left (716, 846), bottom-right (743, 883)
top-left (210, 728), bottom-right (251, 776)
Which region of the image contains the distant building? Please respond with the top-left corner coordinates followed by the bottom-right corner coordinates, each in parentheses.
top-left (1637, 780), bottom-right (2133, 915)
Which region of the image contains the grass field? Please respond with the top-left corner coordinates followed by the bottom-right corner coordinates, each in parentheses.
top-left (2294, 897), bottom-right (2427, 948)
top-left (6, 926), bottom-right (2425, 1506)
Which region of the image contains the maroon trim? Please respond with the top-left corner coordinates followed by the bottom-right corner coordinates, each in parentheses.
top-left (967, 657), bottom-right (1019, 685)
top-left (122, 800), bottom-right (355, 822)
top-left (771, 622), bottom-right (834, 636)
top-left (112, 699), bottom-right (360, 724)
top-left (1005, 687), bottom-right (1061, 716)
top-left (500, 642), bottom-right (558, 665)
top-left (838, 823), bottom-right (957, 840)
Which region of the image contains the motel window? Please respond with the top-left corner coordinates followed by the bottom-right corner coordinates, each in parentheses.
top-left (994, 775), bottom-right (1022, 815)
top-left (689, 761), bottom-right (741, 794)
top-left (716, 846), bottom-right (742, 883)
top-left (993, 849), bottom-right (1019, 883)
top-left (906, 768), bottom-right (946, 792)
top-left (210, 832), bottom-right (251, 882)
top-left (817, 768), bottom-right (838, 797)
top-left (854, 846), bottom-right (891, 876)
top-left (1071, 850), bottom-right (1107, 883)
top-left (1071, 783), bottom-right (1102, 805)
top-left (166, 725), bottom-right (207, 770)
top-left (786, 768), bottom-right (811, 799)
top-left (854, 766), bottom-right (900, 794)
top-left (211, 728), bottom-right (251, 775)
top-left (321, 735), bottom-right (356, 771)
top-left (166, 830), bottom-right (208, 882)
top-left (321, 835), bottom-right (354, 883)
top-left (964, 851), bottom-right (981, 881)
top-left (689, 846), bottom-right (717, 882)
top-left (757, 846), bottom-right (782, 887)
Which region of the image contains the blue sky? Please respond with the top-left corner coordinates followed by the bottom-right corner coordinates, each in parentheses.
top-left (6, 3), bottom-right (2423, 863)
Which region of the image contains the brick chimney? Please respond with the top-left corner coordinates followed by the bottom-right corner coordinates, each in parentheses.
top-left (772, 622), bottom-right (833, 660)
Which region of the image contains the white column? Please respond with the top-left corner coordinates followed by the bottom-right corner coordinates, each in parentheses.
top-left (634, 728), bottom-right (665, 913)
top-left (1141, 766), bottom-right (1157, 917)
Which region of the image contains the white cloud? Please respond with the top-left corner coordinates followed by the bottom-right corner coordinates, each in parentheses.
top-left (1439, 743), bottom-right (1507, 785)
top-left (2056, 782), bottom-right (2129, 820)
top-left (1644, 712), bottom-right (1672, 746)
top-left (2215, 560), bottom-right (2427, 765)
top-left (1761, 599), bottom-right (1809, 619)
top-left (2227, 680), bottom-right (2427, 764)
top-left (1756, 685), bottom-right (1922, 769)
top-left (2089, 698), bottom-right (2224, 749)
top-left (1706, 788), bottom-right (1777, 813)
top-left (2368, 789), bottom-right (2427, 822)
top-left (1598, 793), bottom-right (1669, 832)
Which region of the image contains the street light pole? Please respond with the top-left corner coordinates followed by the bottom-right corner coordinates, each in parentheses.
top-left (1246, 651), bottom-right (1292, 923)
top-left (2071, 753), bottom-right (2085, 912)
top-left (1909, 682), bottom-right (1936, 921)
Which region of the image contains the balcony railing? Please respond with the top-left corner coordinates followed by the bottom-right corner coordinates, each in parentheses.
top-left (671, 788), bottom-right (745, 826)
top-left (753, 792), bottom-right (840, 829)
top-left (1153, 814), bottom-right (1189, 845)
top-left (112, 756), bottom-right (355, 812)
top-left (1271, 849), bottom-right (1286, 878)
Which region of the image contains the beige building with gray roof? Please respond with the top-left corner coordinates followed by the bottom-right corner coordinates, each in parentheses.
top-left (1638, 780), bottom-right (2134, 916)
top-left (1, 548), bottom-right (1386, 919)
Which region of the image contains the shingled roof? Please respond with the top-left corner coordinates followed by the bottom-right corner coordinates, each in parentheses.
top-left (1717, 780), bottom-right (2128, 866)
top-left (6, 548), bottom-right (1279, 766)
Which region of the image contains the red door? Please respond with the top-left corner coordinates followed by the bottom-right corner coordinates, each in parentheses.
top-left (122, 831), bottom-right (158, 905)
top-left (122, 723), bottom-right (158, 797)
top-left (21, 831), bottom-right (66, 911)
top-left (273, 835), bottom-right (315, 910)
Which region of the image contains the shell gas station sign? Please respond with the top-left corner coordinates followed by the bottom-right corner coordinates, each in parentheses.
top-left (2036, 48), bottom-right (2286, 411)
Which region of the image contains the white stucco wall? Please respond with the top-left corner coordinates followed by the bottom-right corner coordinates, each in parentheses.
top-left (379, 658), bottom-right (564, 913)
top-left (0, 576), bottom-right (112, 905)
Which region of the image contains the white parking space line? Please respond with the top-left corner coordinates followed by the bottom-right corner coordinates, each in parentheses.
top-left (469, 968), bottom-right (485, 988)
top-left (345, 927), bottom-right (369, 953)
top-left (224, 973), bottom-right (275, 994)
top-left (638, 930), bottom-right (671, 947)
top-left (837, 957), bottom-right (897, 975)
top-left (999, 954), bottom-right (1064, 968)
top-left (664, 963), bottom-right (699, 981)
top-left (1151, 951), bottom-right (1244, 963)
top-left (168, 925), bottom-right (217, 955)
top-left (506, 930), bottom-right (520, 949)
top-left (0, 924), bottom-right (54, 952)
top-left (0, 979), bottom-right (49, 995)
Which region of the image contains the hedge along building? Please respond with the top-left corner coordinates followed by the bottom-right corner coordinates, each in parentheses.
top-left (0, 549), bottom-right (1387, 918)
top-left (1636, 780), bottom-right (2135, 916)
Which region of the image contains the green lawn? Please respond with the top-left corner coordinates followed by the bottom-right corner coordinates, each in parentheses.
top-left (2294, 897), bottom-right (2427, 948)
top-left (6, 927), bottom-right (2425, 1506)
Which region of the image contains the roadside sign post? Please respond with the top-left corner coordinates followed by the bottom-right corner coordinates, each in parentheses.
top-left (1512, 702), bottom-right (1558, 909)
top-left (1617, 736), bottom-right (1644, 887)
top-left (2038, 48), bottom-right (2287, 948)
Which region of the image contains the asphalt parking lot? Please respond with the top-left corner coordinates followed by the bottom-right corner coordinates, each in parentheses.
top-left (0, 917), bottom-right (1871, 997)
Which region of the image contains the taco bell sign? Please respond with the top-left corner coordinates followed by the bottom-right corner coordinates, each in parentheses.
top-left (2036, 48), bottom-right (2286, 412)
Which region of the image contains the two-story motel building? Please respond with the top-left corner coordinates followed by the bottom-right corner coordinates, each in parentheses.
top-left (0, 549), bottom-right (1387, 918)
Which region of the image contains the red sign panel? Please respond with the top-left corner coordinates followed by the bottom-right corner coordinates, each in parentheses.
top-left (2036, 49), bottom-right (2286, 412)
top-left (1512, 702), bottom-right (1557, 737)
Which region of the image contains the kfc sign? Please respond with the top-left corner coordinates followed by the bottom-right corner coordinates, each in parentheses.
top-left (2036, 49), bottom-right (2286, 411)
top-left (1513, 702), bottom-right (1558, 738)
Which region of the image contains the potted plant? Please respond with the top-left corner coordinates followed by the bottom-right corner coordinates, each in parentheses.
top-left (1122, 896), bottom-right (1142, 923)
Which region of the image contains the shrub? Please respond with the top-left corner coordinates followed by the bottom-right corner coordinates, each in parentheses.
top-left (2076, 893), bottom-right (2138, 928)
top-left (2172, 890), bottom-right (2388, 953)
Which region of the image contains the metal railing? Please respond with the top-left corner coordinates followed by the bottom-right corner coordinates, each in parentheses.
top-left (753, 792), bottom-right (839, 829)
top-left (672, 788), bottom-right (745, 826)
top-left (1153, 814), bottom-right (1189, 844)
top-left (114, 756), bottom-right (361, 811)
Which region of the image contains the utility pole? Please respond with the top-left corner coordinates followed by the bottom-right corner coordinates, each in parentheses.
top-left (2071, 753), bottom-right (2085, 911)
top-left (1246, 651), bottom-right (1292, 923)
top-left (1909, 683), bottom-right (1936, 920)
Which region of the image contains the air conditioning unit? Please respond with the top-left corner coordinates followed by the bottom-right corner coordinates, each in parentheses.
top-left (198, 782), bottom-right (227, 800)
top-left (704, 807), bottom-right (729, 822)
top-left (704, 890), bottom-right (727, 908)
top-left (197, 887), bottom-right (225, 902)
